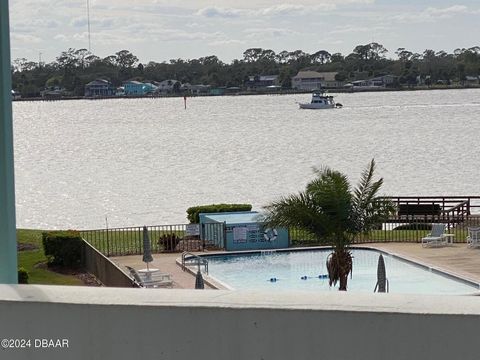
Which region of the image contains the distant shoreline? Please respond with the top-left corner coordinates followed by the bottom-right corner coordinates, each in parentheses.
top-left (12, 85), bottom-right (480, 102)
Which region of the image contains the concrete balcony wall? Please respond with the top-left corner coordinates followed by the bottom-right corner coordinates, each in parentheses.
top-left (1, 285), bottom-right (479, 360)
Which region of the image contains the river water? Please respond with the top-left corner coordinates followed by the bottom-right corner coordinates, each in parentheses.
top-left (12, 89), bottom-right (480, 229)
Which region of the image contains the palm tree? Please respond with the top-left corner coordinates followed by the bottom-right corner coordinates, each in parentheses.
top-left (263, 159), bottom-right (394, 291)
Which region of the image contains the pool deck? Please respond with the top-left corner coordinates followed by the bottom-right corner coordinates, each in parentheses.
top-left (364, 243), bottom-right (480, 285)
top-left (111, 243), bottom-right (480, 289)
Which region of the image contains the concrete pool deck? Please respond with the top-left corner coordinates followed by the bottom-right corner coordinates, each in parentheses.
top-left (364, 242), bottom-right (480, 285)
top-left (111, 242), bottom-right (480, 289)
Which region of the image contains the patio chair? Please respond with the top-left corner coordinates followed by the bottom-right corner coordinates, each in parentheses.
top-left (421, 223), bottom-right (449, 247)
top-left (467, 227), bottom-right (480, 248)
top-left (125, 266), bottom-right (173, 288)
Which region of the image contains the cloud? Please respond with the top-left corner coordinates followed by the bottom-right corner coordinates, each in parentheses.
top-left (318, 39), bottom-right (344, 45)
top-left (11, 33), bottom-right (42, 44)
top-left (243, 27), bottom-right (299, 38)
top-left (195, 1), bottom-right (372, 19)
top-left (329, 25), bottom-right (387, 34)
top-left (54, 34), bottom-right (69, 42)
top-left (257, 4), bottom-right (313, 16)
top-left (393, 5), bottom-right (469, 23)
top-left (196, 7), bottom-right (242, 18)
top-left (159, 0), bottom-right (375, 8)
top-left (427, 5), bottom-right (467, 16)
top-left (208, 39), bottom-right (247, 46)
top-left (70, 17), bottom-right (88, 27)
top-left (73, 32), bottom-right (89, 41)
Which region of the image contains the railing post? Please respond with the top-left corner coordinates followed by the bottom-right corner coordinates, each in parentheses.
top-left (0, 1), bottom-right (18, 284)
top-left (106, 228), bottom-right (110, 256)
top-left (223, 221), bottom-right (227, 250)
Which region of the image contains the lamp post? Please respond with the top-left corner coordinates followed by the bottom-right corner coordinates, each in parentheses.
top-left (0, 0), bottom-right (18, 283)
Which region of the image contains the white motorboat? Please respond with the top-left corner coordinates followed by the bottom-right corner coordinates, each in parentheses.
top-left (298, 91), bottom-right (342, 109)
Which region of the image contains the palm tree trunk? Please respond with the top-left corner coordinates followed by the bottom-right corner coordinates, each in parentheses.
top-left (327, 247), bottom-right (353, 291)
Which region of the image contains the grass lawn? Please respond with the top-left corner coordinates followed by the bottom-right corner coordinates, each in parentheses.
top-left (17, 229), bottom-right (83, 285)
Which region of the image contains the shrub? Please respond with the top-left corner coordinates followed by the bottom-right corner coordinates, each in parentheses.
top-left (186, 203), bottom-right (252, 223)
top-left (18, 267), bottom-right (29, 284)
top-left (393, 223), bottom-right (432, 231)
top-left (158, 233), bottom-right (181, 252)
top-left (42, 230), bottom-right (84, 268)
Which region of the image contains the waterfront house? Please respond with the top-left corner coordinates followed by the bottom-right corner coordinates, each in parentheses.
top-left (245, 75), bottom-right (279, 90)
top-left (291, 71), bottom-right (342, 90)
top-left (209, 87), bottom-right (225, 96)
top-left (155, 80), bottom-right (181, 94)
top-left (84, 79), bottom-right (116, 97)
top-left (116, 86), bottom-right (126, 96)
top-left (465, 76), bottom-right (480, 86)
top-left (123, 81), bottom-right (157, 96)
top-left (184, 84), bottom-right (210, 95)
top-left (345, 75), bottom-right (398, 91)
top-left (41, 86), bottom-right (66, 99)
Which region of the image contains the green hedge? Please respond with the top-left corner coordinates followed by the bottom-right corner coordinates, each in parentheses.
top-left (393, 223), bottom-right (432, 230)
top-left (18, 267), bottom-right (29, 284)
top-left (187, 203), bottom-right (252, 223)
top-left (42, 230), bottom-right (84, 268)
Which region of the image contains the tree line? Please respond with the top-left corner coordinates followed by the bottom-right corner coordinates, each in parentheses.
top-left (11, 42), bottom-right (480, 97)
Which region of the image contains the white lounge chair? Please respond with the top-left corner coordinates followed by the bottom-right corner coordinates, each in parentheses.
top-left (125, 266), bottom-right (173, 288)
top-left (421, 223), bottom-right (449, 247)
top-left (467, 227), bottom-right (480, 248)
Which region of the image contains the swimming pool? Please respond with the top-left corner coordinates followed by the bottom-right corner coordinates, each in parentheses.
top-left (204, 248), bottom-right (479, 295)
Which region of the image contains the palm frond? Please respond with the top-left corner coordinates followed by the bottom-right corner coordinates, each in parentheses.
top-left (352, 159), bottom-right (394, 233)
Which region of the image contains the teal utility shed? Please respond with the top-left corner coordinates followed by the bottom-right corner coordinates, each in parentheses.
top-left (199, 211), bottom-right (289, 251)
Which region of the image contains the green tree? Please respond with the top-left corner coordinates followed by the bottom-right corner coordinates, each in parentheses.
top-left (243, 48), bottom-right (263, 63)
top-left (263, 159), bottom-right (394, 291)
top-left (115, 50), bottom-right (139, 69)
top-left (312, 50), bottom-right (331, 64)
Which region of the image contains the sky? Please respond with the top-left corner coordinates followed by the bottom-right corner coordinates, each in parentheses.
top-left (8, 0), bottom-right (480, 64)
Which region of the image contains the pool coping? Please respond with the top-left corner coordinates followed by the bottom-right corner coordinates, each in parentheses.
top-left (179, 245), bottom-right (480, 294)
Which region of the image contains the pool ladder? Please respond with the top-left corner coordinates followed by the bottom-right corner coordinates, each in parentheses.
top-left (181, 252), bottom-right (209, 274)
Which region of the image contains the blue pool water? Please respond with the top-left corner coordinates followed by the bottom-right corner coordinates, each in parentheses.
top-left (205, 249), bottom-right (479, 294)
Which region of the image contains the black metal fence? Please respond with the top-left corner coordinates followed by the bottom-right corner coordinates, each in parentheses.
top-left (82, 197), bottom-right (480, 255)
top-left (291, 196), bottom-right (480, 245)
top-left (81, 222), bottom-right (225, 257)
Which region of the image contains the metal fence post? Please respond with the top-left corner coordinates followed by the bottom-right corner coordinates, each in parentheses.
top-left (0, 1), bottom-right (18, 284)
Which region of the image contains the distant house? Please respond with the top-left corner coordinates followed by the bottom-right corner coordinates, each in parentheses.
top-left (245, 75), bottom-right (279, 89)
top-left (155, 80), bottom-right (181, 94)
top-left (123, 81), bottom-right (157, 96)
top-left (115, 86), bottom-right (126, 96)
top-left (373, 75), bottom-right (397, 86)
top-left (84, 79), bottom-right (116, 97)
top-left (465, 76), bottom-right (479, 86)
top-left (291, 71), bottom-right (342, 90)
top-left (184, 84), bottom-right (210, 95)
top-left (41, 86), bottom-right (66, 99)
top-left (345, 75), bottom-right (398, 90)
top-left (209, 87), bottom-right (225, 96)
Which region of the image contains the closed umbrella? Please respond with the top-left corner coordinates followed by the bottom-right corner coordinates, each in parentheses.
top-left (195, 270), bottom-right (205, 289)
top-left (142, 226), bottom-right (153, 271)
top-left (374, 254), bottom-right (388, 293)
